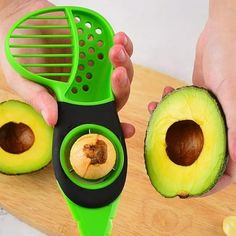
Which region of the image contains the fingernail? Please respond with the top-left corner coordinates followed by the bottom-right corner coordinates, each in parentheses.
top-left (123, 35), bottom-right (128, 45)
top-left (41, 110), bottom-right (49, 125)
top-left (118, 48), bottom-right (126, 62)
top-left (231, 145), bottom-right (236, 162)
top-left (120, 76), bottom-right (129, 87)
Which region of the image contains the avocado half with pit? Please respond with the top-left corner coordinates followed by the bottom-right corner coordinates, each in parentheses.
top-left (144, 86), bottom-right (227, 198)
top-left (0, 100), bottom-right (53, 174)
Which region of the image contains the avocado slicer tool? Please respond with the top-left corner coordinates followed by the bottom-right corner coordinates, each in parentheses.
top-left (5, 6), bottom-right (127, 236)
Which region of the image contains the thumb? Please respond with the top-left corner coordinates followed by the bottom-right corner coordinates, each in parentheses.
top-left (226, 112), bottom-right (236, 163)
top-left (228, 129), bottom-right (236, 162)
top-left (217, 79), bottom-right (236, 162)
top-left (192, 34), bottom-right (205, 87)
top-left (2, 59), bottom-right (58, 126)
top-left (0, 0), bottom-right (57, 126)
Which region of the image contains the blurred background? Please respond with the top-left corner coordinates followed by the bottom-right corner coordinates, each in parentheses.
top-left (1, 0), bottom-right (208, 235)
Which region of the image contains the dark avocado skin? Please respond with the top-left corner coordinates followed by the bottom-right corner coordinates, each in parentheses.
top-left (144, 85), bottom-right (228, 198)
top-left (0, 162), bottom-right (51, 176)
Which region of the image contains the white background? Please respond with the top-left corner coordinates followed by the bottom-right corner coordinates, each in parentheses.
top-left (1, 0), bottom-right (208, 235)
top-left (51, 0), bottom-right (208, 84)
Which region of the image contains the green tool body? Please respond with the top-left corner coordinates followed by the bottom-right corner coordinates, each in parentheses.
top-left (5, 6), bottom-right (127, 236)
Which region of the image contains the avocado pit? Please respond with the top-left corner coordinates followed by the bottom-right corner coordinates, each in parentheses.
top-left (70, 133), bottom-right (116, 180)
top-left (83, 139), bottom-right (107, 165)
top-left (165, 120), bottom-right (204, 166)
top-left (0, 122), bottom-right (35, 154)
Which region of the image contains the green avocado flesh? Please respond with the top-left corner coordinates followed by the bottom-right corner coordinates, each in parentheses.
top-left (0, 100), bottom-right (53, 174)
top-left (144, 86), bottom-right (227, 198)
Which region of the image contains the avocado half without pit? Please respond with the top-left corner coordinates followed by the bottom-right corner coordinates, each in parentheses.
top-left (70, 133), bottom-right (116, 180)
top-left (144, 86), bottom-right (227, 198)
top-left (0, 100), bottom-right (53, 174)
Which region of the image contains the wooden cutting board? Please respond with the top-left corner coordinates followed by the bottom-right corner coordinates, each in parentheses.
top-left (0, 65), bottom-right (235, 236)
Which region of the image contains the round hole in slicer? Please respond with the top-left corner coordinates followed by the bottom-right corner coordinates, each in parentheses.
top-left (79, 40), bottom-right (85, 47)
top-left (82, 85), bottom-right (89, 92)
top-left (78, 64), bottom-right (84, 71)
top-left (78, 28), bottom-right (83, 35)
top-left (85, 22), bottom-right (92, 28)
top-left (79, 52), bottom-right (86, 59)
top-left (97, 40), bottom-right (104, 47)
top-left (86, 73), bottom-right (92, 79)
top-left (88, 47), bottom-right (95, 54)
top-left (97, 53), bottom-right (104, 60)
top-left (88, 60), bottom-right (94, 67)
top-left (76, 77), bottom-right (82, 83)
top-left (75, 17), bottom-right (81, 23)
top-left (95, 28), bottom-right (102, 34)
top-left (88, 34), bottom-right (94, 41)
top-left (71, 87), bottom-right (78, 94)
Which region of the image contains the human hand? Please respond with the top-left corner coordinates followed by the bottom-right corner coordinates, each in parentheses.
top-left (148, 1), bottom-right (236, 195)
top-left (191, 14), bottom-right (236, 194)
top-left (0, 0), bottom-right (134, 138)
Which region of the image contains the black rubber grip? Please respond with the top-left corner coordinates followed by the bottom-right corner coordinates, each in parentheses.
top-left (52, 101), bottom-right (127, 208)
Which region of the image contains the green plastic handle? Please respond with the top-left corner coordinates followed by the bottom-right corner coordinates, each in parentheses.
top-left (6, 6), bottom-right (125, 236)
top-left (65, 194), bottom-right (120, 236)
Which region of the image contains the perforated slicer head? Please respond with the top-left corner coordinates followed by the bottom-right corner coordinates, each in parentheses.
top-left (5, 6), bottom-right (127, 236)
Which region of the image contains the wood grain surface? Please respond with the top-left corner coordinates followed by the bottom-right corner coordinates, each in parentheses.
top-left (0, 65), bottom-right (235, 236)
